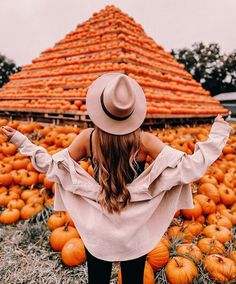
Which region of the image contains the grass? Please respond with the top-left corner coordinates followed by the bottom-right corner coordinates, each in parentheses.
top-left (0, 207), bottom-right (235, 283)
top-left (0, 206), bottom-right (119, 284)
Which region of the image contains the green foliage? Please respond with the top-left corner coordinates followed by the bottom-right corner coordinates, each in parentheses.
top-left (171, 43), bottom-right (236, 95)
top-left (0, 53), bottom-right (21, 87)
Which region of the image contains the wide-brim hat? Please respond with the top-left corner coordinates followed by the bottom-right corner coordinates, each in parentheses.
top-left (86, 73), bottom-right (147, 135)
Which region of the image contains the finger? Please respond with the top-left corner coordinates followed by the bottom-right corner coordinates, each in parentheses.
top-left (1, 128), bottom-right (12, 135)
top-left (4, 126), bottom-right (14, 132)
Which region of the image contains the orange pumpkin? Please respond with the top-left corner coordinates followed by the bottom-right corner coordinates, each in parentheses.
top-left (0, 206), bottom-right (20, 224)
top-left (176, 243), bottom-right (203, 263)
top-left (50, 223), bottom-right (80, 252)
top-left (147, 239), bottom-right (169, 271)
top-left (165, 256), bottom-right (198, 284)
top-left (61, 238), bottom-right (86, 266)
top-left (181, 199), bottom-right (202, 219)
top-left (203, 254), bottom-right (236, 282)
top-left (47, 211), bottom-right (66, 231)
top-left (202, 224), bottom-right (232, 243)
top-left (194, 194), bottom-right (216, 215)
top-left (198, 183), bottom-right (220, 204)
top-left (197, 237), bottom-right (225, 254)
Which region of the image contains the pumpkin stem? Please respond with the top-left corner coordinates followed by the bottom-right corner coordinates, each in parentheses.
top-left (217, 256), bottom-right (224, 263)
top-left (39, 187), bottom-right (46, 196)
top-left (173, 257), bottom-right (182, 267)
top-left (64, 222), bottom-right (69, 231)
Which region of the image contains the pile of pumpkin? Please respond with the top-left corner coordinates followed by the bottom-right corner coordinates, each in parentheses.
top-left (0, 99), bottom-right (86, 112)
top-left (0, 118), bottom-right (236, 283)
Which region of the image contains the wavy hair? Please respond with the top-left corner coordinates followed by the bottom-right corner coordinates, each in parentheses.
top-left (92, 126), bottom-right (142, 214)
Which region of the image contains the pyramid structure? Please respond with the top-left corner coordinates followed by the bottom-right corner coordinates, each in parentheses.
top-left (0, 5), bottom-right (228, 118)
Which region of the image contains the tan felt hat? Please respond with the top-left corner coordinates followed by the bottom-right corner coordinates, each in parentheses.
top-left (86, 73), bottom-right (147, 135)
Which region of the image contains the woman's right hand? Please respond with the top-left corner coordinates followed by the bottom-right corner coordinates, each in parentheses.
top-left (1, 126), bottom-right (16, 139)
top-left (214, 114), bottom-right (230, 126)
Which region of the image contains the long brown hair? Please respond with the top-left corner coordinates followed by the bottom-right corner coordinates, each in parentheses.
top-left (92, 126), bottom-right (141, 214)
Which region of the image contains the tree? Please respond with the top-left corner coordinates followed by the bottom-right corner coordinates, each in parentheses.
top-left (221, 50), bottom-right (236, 93)
top-left (0, 54), bottom-right (21, 88)
top-left (171, 42), bottom-right (236, 95)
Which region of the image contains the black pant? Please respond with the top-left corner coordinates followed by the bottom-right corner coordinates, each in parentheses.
top-left (85, 247), bottom-right (147, 284)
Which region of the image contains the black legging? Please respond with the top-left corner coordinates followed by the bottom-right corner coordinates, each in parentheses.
top-left (85, 247), bottom-right (147, 284)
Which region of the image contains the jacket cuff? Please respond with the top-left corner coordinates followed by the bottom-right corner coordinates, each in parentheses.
top-left (210, 121), bottom-right (233, 136)
top-left (9, 131), bottom-right (27, 147)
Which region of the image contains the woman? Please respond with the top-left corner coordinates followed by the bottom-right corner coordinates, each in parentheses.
top-left (2, 73), bottom-right (233, 284)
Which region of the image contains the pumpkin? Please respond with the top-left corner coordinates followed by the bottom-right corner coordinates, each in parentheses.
top-left (62, 133), bottom-right (77, 148)
top-left (228, 251), bottom-right (236, 264)
top-left (61, 238), bottom-right (86, 266)
top-left (43, 177), bottom-right (54, 190)
top-left (0, 206), bottom-right (20, 224)
top-left (26, 162), bottom-right (38, 172)
top-left (146, 239), bottom-right (170, 271)
top-left (203, 254), bottom-right (236, 282)
top-left (12, 158), bottom-right (29, 170)
top-left (199, 174), bottom-right (218, 186)
top-left (218, 186), bottom-right (235, 206)
top-left (21, 189), bottom-right (39, 201)
top-left (209, 167), bottom-right (224, 182)
top-left (197, 237), bottom-right (225, 254)
top-left (20, 203), bottom-right (43, 220)
top-left (20, 171), bottom-right (38, 186)
top-left (7, 198), bottom-right (25, 210)
top-left (0, 186), bottom-right (7, 194)
top-left (9, 185), bottom-right (22, 195)
top-left (0, 142), bottom-right (17, 156)
top-left (198, 183), bottom-right (220, 204)
top-left (44, 131), bottom-right (58, 145)
top-left (195, 214), bottom-right (205, 224)
top-left (176, 243), bottom-right (203, 263)
top-left (79, 160), bottom-right (90, 171)
top-left (50, 223), bottom-right (80, 251)
top-left (47, 211), bottom-right (66, 231)
top-left (206, 212), bottom-right (233, 229)
top-left (181, 199), bottom-right (202, 219)
top-left (193, 194), bottom-right (216, 215)
top-left (165, 256), bottom-right (198, 284)
top-left (0, 190), bottom-right (19, 206)
top-left (216, 203), bottom-right (227, 212)
top-left (223, 173), bottom-right (234, 189)
top-left (167, 225), bottom-right (194, 243)
top-left (26, 192), bottom-right (46, 205)
top-left (64, 212), bottom-right (75, 227)
top-left (0, 162), bottom-right (12, 173)
top-left (87, 165), bottom-right (94, 176)
top-left (182, 220), bottom-right (203, 237)
top-left (0, 173), bottom-right (12, 186)
top-left (202, 224), bottom-right (232, 243)
top-left (220, 208), bottom-right (236, 225)
top-left (11, 170), bottom-right (23, 184)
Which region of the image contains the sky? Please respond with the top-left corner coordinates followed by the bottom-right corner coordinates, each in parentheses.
top-left (0, 0), bottom-right (235, 67)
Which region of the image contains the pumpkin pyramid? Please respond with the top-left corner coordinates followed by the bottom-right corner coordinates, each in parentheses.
top-left (0, 5), bottom-right (228, 117)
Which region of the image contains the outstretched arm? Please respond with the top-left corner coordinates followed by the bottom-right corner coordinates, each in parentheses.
top-left (160, 115), bottom-right (233, 185)
top-left (2, 126), bottom-right (53, 174)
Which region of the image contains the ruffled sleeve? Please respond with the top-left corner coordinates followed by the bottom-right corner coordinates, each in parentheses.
top-left (9, 131), bottom-right (54, 174)
top-left (160, 121), bottom-right (233, 185)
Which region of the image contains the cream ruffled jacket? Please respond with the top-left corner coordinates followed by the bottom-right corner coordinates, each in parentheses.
top-left (10, 121), bottom-right (233, 261)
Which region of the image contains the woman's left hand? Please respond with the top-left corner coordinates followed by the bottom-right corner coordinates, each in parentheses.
top-left (1, 126), bottom-right (16, 139)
